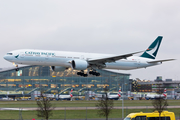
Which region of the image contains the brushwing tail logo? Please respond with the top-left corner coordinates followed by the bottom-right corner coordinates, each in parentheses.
top-left (145, 41), bottom-right (159, 59)
top-left (140, 36), bottom-right (162, 59)
top-left (164, 88), bottom-right (166, 93)
top-left (118, 89), bottom-right (121, 97)
top-left (163, 88), bottom-right (167, 97)
top-left (15, 54), bottom-right (19, 59)
top-left (70, 89), bottom-right (73, 97)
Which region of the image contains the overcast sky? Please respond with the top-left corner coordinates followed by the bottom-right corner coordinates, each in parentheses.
top-left (0, 0), bottom-right (179, 80)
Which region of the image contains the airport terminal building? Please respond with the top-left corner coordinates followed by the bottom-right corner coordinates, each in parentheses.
top-left (0, 65), bottom-right (131, 97)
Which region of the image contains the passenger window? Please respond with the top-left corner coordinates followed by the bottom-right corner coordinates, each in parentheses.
top-left (135, 116), bottom-right (146, 120)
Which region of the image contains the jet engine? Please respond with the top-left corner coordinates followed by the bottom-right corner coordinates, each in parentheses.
top-left (72, 59), bottom-right (88, 70)
top-left (50, 66), bottom-right (67, 72)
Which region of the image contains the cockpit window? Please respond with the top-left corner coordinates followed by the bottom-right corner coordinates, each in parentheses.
top-left (7, 53), bottom-right (13, 55)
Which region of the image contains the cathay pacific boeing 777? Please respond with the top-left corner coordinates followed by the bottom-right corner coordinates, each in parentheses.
top-left (4, 36), bottom-right (175, 77)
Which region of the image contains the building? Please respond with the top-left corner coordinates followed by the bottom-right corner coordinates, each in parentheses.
top-left (133, 77), bottom-right (180, 99)
top-left (135, 77), bottom-right (180, 92)
top-left (0, 65), bottom-right (131, 98)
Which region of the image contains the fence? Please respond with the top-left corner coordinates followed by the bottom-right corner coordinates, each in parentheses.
top-left (3, 106), bottom-right (180, 120)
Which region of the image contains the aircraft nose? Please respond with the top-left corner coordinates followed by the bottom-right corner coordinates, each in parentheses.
top-left (3, 55), bottom-right (12, 61)
top-left (3, 55), bottom-right (7, 60)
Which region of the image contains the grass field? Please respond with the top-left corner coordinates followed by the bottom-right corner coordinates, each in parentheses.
top-left (0, 99), bottom-right (180, 108)
top-left (1, 108), bottom-right (180, 119)
top-left (0, 100), bottom-right (180, 119)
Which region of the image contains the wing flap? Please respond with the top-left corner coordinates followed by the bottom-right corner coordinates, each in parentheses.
top-left (147, 59), bottom-right (175, 63)
top-left (88, 51), bottom-right (143, 63)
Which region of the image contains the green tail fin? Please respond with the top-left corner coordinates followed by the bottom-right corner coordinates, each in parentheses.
top-left (140, 36), bottom-right (163, 59)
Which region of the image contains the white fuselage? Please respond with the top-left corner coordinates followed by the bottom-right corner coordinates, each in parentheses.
top-left (145, 93), bottom-right (167, 99)
top-left (44, 94), bottom-right (72, 100)
top-left (4, 49), bottom-right (161, 70)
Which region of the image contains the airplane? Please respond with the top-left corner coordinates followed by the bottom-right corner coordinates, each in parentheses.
top-left (145, 88), bottom-right (167, 100)
top-left (107, 89), bottom-right (121, 100)
top-left (56, 89), bottom-right (73, 100)
top-left (4, 36), bottom-right (175, 77)
top-left (95, 89), bottom-right (121, 100)
top-left (0, 97), bottom-right (13, 101)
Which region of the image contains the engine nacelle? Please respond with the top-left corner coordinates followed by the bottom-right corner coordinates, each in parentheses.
top-left (72, 59), bottom-right (88, 70)
top-left (50, 66), bottom-right (67, 72)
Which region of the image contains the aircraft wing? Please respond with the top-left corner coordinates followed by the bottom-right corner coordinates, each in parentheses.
top-left (88, 51), bottom-right (143, 64)
top-left (147, 59), bottom-right (176, 63)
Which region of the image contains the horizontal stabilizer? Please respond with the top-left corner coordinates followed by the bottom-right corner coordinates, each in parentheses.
top-left (147, 59), bottom-right (176, 63)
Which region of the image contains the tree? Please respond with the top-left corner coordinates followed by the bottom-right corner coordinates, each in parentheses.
top-left (152, 83), bottom-right (168, 120)
top-left (36, 90), bottom-right (55, 120)
top-left (96, 87), bottom-right (114, 120)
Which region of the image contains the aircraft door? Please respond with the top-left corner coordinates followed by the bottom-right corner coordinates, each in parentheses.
top-left (137, 59), bottom-right (141, 65)
top-left (134, 59), bottom-right (140, 67)
top-left (45, 56), bottom-right (49, 60)
top-left (20, 52), bottom-right (24, 58)
top-left (81, 55), bottom-right (84, 60)
top-left (44, 55), bottom-right (49, 64)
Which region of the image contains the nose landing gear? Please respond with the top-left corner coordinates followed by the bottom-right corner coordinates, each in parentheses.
top-left (13, 63), bottom-right (19, 71)
top-left (15, 68), bottom-right (19, 71)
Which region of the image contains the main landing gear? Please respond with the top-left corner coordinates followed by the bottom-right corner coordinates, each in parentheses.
top-left (77, 70), bottom-right (88, 77)
top-left (89, 70), bottom-right (100, 76)
top-left (76, 70), bottom-right (101, 77)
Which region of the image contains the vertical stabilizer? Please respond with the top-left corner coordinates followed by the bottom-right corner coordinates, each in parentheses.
top-left (140, 36), bottom-right (163, 59)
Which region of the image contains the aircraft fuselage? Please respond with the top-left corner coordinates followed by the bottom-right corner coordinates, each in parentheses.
top-left (4, 49), bottom-right (160, 70)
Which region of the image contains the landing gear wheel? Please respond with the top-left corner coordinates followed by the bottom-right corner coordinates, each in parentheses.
top-left (77, 71), bottom-right (88, 77)
top-left (83, 74), bottom-right (88, 77)
top-left (89, 70), bottom-right (100, 76)
top-left (15, 68), bottom-right (19, 71)
top-left (89, 71), bottom-right (93, 74)
top-left (96, 73), bottom-right (100, 76)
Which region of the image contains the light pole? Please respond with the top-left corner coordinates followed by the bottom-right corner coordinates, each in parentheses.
top-left (122, 76), bottom-right (125, 119)
top-left (57, 87), bottom-right (59, 100)
top-left (122, 77), bottom-right (127, 119)
top-left (122, 85), bottom-right (124, 119)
